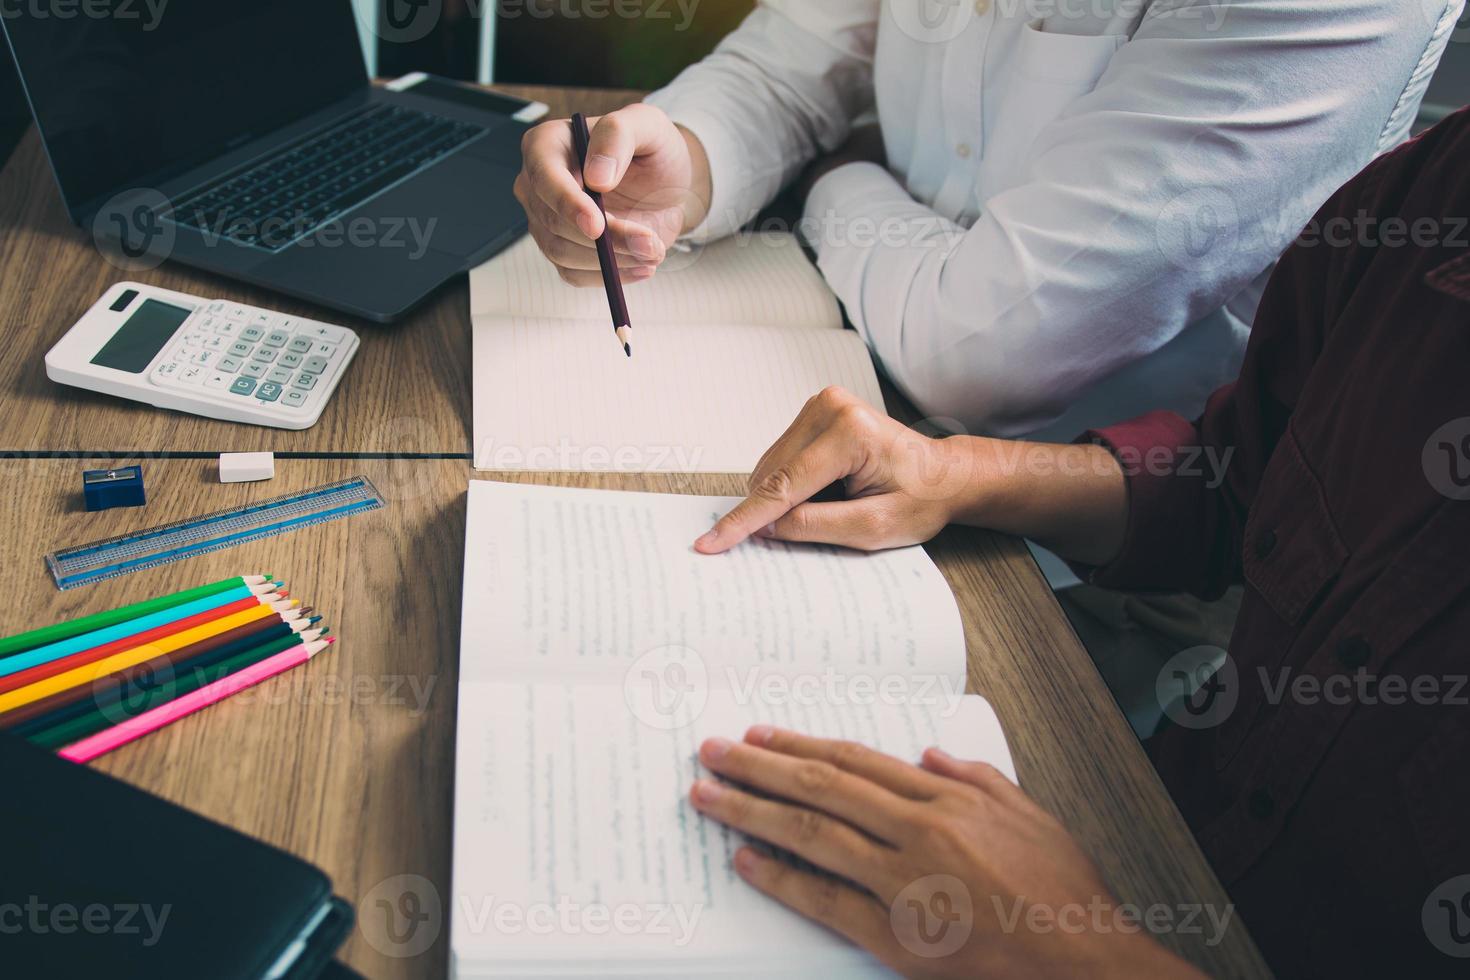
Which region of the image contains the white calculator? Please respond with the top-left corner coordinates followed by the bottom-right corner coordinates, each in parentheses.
top-left (46, 282), bottom-right (360, 430)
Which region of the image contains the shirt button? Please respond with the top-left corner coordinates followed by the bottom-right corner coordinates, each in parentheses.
top-left (956, 142), bottom-right (973, 159)
top-left (1254, 528), bottom-right (1278, 560)
top-left (974, 0), bottom-right (991, 13)
top-left (1335, 636), bottom-right (1371, 669)
top-left (1247, 788), bottom-right (1275, 821)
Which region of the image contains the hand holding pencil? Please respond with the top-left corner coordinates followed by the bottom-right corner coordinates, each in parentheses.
top-left (514, 103), bottom-right (709, 289)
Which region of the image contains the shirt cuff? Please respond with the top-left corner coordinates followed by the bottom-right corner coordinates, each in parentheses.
top-left (640, 94), bottom-right (761, 244)
top-left (1067, 410), bottom-right (1211, 592)
top-left (800, 161), bottom-right (915, 255)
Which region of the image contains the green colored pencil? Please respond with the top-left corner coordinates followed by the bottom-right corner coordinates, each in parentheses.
top-left (26, 627), bottom-right (323, 751)
top-left (0, 575), bottom-right (270, 660)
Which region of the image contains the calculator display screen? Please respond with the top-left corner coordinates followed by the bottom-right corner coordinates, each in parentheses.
top-left (91, 300), bottom-right (194, 374)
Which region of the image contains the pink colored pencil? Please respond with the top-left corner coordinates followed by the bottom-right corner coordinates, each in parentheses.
top-left (57, 638), bottom-right (335, 763)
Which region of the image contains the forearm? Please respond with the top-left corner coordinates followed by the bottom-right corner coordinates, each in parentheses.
top-left (644, 3), bottom-right (877, 242)
top-left (944, 437), bottom-right (1128, 568)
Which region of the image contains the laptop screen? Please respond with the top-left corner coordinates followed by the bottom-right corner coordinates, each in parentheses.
top-left (2, 0), bottom-right (368, 219)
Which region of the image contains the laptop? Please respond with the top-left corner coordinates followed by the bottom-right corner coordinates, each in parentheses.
top-left (1, 734), bottom-right (355, 979)
top-left (1, 1), bottom-right (542, 323)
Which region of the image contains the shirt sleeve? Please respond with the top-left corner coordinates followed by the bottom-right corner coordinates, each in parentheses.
top-left (803, 0), bottom-right (1461, 436)
top-left (642, 0), bottom-right (879, 243)
top-left (1070, 140), bottom-right (1398, 597)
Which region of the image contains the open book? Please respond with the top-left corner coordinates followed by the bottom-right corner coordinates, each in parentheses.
top-left (469, 233), bottom-right (885, 473)
top-left (451, 481), bottom-right (1014, 978)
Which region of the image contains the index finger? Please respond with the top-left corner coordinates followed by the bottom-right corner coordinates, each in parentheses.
top-left (522, 123), bottom-right (604, 240)
top-left (747, 726), bottom-right (949, 801)
top-left (693, 429), bottom-right (852, 554)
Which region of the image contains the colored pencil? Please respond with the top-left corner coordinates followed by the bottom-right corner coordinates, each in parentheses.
top-left (0, 595), bottom-right (293, 697)
top-left (59, 637), bottom-right (337, 763)
top-left (27, 629), bottom-right (327, 750)
top-left (570, 112), bottom-right (633, 357)
top-left (1, 614), bottom-right (319, 734)
top-left (0, 603), bottom-right (290, 714)
top-left (0, 575), bottom-right (270, 659)
top-left (0, 584), bottom-right (283, 680)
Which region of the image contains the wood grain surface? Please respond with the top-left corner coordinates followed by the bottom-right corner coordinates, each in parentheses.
top-left (0, 84), bottom-right (1268, 978)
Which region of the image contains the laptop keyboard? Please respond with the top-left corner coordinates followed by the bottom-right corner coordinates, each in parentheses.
top-left (165, 104), bottom-right (484, 252)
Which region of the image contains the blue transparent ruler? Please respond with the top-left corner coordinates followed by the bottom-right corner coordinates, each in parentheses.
top-left (46, 476), bottom-right (385, 590)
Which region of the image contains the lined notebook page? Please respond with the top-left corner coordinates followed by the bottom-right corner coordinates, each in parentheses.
top-left (451, 686), bottom-right (1010, 975)
top-left (471, 232), bottom-right (843, 329)
top-left (473, 316), bottom-right (884, 473)
top-left (456, 481), bottom-right (966, 686)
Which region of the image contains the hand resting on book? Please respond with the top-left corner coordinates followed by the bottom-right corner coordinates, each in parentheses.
top-left (689, 726), bottom-right (1203, 979)
top-left (693, 385), bottom-right (1129, 568)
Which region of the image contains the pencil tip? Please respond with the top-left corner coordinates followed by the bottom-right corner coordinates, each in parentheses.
top-left (624, 343), bottom-right (632, 357)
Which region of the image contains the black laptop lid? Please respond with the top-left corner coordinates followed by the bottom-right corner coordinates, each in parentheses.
top-left (0, 734), bottom-right (347, 979)
top-left (0, 0), bottom-right (369, 221)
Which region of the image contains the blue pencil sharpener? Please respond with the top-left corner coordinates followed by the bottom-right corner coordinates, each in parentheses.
top-left (83, 466), bottom-right (146, 512)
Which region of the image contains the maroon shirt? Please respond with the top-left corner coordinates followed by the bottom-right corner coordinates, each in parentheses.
top-left (1077, 109), bottom-right (1470, 976)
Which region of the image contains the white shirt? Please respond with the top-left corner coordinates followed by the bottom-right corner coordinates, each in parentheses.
top-left (646, 0), bottom-right (1463, 440)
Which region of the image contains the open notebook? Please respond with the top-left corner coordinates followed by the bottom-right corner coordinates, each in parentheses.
top-left (451, 481), bottom-right (1014, 978)
top-left (469, 233), bottom-right (884, 473)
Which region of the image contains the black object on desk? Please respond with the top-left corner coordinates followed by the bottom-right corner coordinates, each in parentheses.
top-left (0, 734), bottom-right (353, 980)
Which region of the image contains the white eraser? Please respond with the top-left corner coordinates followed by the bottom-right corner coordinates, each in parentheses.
top-left (219, 452), bottom-right (275, 484)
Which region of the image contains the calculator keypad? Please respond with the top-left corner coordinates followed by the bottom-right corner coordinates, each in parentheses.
top-left (149, 301), bottom-right (353, 414)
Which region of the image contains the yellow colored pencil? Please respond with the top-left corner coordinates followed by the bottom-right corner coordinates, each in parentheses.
top-left (0, 603), bottom-right (287, 714)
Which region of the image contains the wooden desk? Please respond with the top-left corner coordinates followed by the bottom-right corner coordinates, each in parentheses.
top-left (0, 83), bottom-right (1267, 978)
top-left (0, 459), bottom-right (1266, 978)
top-left (0, 86), bottom-right (640, 456)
